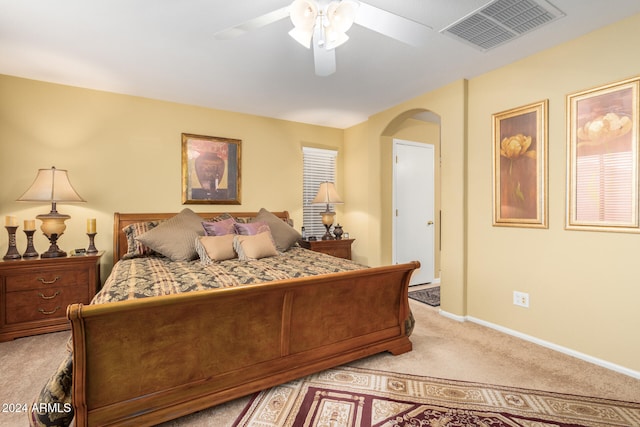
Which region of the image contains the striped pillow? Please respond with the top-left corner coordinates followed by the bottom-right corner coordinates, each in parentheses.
top-left (121, 221), bottom-right (159, 259)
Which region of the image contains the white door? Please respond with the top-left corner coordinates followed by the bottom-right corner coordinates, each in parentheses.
top-left (393, 140), bottom-right (435, 285)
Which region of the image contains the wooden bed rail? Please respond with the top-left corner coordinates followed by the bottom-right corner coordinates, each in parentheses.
top-left (68, 261), bottom-right (419, 426)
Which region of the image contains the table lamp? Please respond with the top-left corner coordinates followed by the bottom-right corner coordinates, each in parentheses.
top-left (311, 181), bottom-right (343, 240)
top-left (17, 166), bottom-right (86, 258)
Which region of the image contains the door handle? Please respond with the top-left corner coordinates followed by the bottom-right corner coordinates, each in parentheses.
top-left (427, 221), bottom-right (434, 225)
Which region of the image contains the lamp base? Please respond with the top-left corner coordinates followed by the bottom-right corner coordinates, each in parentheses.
top-left (41, 233), bottom-right (67, 258)
top-left (37, 212), bottom-right (70, 258)
top-left (320, 210), bottom-right (336, 240)
top-left (321, 224), bottom-right (334, 240)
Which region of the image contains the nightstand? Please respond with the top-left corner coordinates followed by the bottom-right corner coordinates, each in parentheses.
top-left (298, 238), bottom-right (355, 260)
top-left (0, 251), bottom-right (103, 341)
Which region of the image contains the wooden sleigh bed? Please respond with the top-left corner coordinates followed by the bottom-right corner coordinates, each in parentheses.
top-left (33, 209), bottom-right (419, 427)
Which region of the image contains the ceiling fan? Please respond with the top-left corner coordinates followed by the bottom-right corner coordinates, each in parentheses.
top-left (214, 0), bottom-right (431, 76)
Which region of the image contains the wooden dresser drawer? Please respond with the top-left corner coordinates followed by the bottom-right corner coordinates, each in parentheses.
top-left (0, 252), bottom-right (103, 341)
top-left (298, 238), bottom-right (354, 260)
top-left (5, 286), bottom-right (89, 324)
top-left (5, 269), bottom-right (88, 292)
top-left (322, 247), bottom-right (351, 259)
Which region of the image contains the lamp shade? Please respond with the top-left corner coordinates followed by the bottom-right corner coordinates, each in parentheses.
top-left (326, 0), bottom-right (358, 33)
top-left (17, 167), bottom-right (85, 258)
top-left (17, 166), bottom-right (85, 205)
top-left (311, 181), bottom-right (343, 205)
top-left (289, 0), bottom-right (318, 48)
top-left (290, 0), bottom-right (317, 30)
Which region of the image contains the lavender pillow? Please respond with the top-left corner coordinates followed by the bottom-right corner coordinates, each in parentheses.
top-left (202, 217), bottom-right (237, 236)
top-left (234, 221), bottom-right (271, 236)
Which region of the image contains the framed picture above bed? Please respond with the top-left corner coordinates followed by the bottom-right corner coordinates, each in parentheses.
top-left (182, 133), bottom-right (242, 204)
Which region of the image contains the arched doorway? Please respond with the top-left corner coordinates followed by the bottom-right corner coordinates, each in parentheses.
top-left (381, 109), bottom-right (442, 283)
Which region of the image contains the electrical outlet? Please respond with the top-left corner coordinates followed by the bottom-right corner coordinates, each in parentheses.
top-left (513, 291), bottom-right (529, 308)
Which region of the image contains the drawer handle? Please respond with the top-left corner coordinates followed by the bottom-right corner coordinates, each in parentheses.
top-left (38, 291), bottom-right (60, 300)
top-left (38, 306), bottom-right (61, 315)
top-left (38, 276), bottom-right (60, 285)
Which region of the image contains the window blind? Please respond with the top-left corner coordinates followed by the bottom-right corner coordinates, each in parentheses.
top-left (302, 147), bottom-right (338, 238)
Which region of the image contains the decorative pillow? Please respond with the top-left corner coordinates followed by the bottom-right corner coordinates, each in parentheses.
top-left (195, 235), bottom-right (236, 264)
top-left (254, 208), bottom-right (301, 252)
top-left (234, 221), bottom-right (270, 236)
top-left (202, 217), bottom-right (237, 236)
top-left (136, 208), bottom-right (205, 261)
top-left (233, 232), bottom-right (279, 261)
top-left (121, 221), bottom-right (159, 259)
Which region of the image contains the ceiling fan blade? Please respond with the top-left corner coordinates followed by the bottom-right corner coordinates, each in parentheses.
top-left (313, 38), bottom-right (336, 76)
top-left (214, 6), bottom-right (290, 40)
top-left (354, 2), bottom-right (431, 47)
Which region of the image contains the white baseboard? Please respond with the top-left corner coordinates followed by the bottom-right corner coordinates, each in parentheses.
top-left (438, 309), bottom-right (465, 322)
top-left (438, 310), bottom-right (640, 380)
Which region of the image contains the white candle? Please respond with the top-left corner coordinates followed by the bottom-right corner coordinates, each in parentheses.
top-left (5, 216), bottom-right (17, 227)
top-left (24, 219), bottom-right (36, 231)
top-left (87, 218), bottom-right (96, 234)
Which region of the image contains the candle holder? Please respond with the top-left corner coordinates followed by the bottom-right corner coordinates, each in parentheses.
top-left (22, 229), bottom-right (39, 258)
top-left (86, 233), bottom-right (98, 254)
top-left (3, 226), bottom-right (22, 260)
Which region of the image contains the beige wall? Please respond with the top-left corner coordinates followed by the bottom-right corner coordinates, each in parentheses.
top-left (1, 12), bottom-right (639, 376)
top-left (465, 14), bottom-right (640, 372)
top-left (0, 76), bottom-right (343, 277)
top-left (344, 13), bottom-right (640, 375)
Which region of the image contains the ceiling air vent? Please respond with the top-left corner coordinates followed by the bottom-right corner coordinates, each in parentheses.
top-left (440, 0), bottom-right (565, 51)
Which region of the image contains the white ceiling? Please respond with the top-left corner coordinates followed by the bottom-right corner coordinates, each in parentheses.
top-left (1, 0), bottom-right (639, 129)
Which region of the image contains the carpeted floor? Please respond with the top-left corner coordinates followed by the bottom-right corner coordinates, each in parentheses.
top-left (408, 286), bottom-right (440, 307)
top-left (233, 366), bottom-right (640, 426)
top-left (1, 299), bottom-right (639, 426)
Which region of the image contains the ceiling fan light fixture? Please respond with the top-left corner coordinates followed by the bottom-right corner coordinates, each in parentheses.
top-left (290, 0), bottom-right (318, 30)
top-left (288, 27), bottom-right (314, 48)
top-left (326, 0), bottom-right (359, 33)
top-left (324, 29), bottom-right (349, 50)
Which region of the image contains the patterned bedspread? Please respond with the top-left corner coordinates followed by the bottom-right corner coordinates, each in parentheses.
top-left (94, 247), bottom-right (365, 304)
top-left (30, 247), bottom-right (366, 427)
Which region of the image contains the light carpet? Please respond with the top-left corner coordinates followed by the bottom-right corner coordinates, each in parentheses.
top-left (232, 366), bottom-right (640, 427)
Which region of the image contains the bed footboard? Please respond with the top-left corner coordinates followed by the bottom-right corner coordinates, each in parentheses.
top-left (68, 261), bottom-right (419, 426)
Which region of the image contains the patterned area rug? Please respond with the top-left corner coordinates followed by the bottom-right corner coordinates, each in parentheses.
top-left (408, 286), bottom-right (440, 307)
top-left (233, 366), bottom-right (640, 427)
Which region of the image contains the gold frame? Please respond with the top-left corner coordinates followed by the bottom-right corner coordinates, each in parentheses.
top-left (566, 77), bottom-right (639, 232)
top-left (181, 133), bottom-right (241, 205)
top-left (492, 100), bottom-right (548, 228)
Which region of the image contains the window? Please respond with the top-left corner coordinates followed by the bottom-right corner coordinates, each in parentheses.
top-left (302, 147), bottom-right (338, 238)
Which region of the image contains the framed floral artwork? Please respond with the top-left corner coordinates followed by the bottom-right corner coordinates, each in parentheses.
top-left (492, 100), bottom-right (548, 228)
top-left (181, 133), bottom-right (241, 204)
top-left (566, 77), bottom-right (639, 232)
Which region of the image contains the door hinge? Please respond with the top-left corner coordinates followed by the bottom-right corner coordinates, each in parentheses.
top-left (396, 209), bottom-right (398, 216)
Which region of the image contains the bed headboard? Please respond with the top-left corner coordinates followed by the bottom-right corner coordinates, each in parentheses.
top-left (113, 211), bottom-right (291, 265)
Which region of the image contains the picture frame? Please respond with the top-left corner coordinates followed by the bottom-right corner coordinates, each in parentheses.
top-left (492, 100), bottom-right (548, 228)
top-left (181, 133), bottom-right (241, 205)
top-left (566, 77), bottom-right (639, 232)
